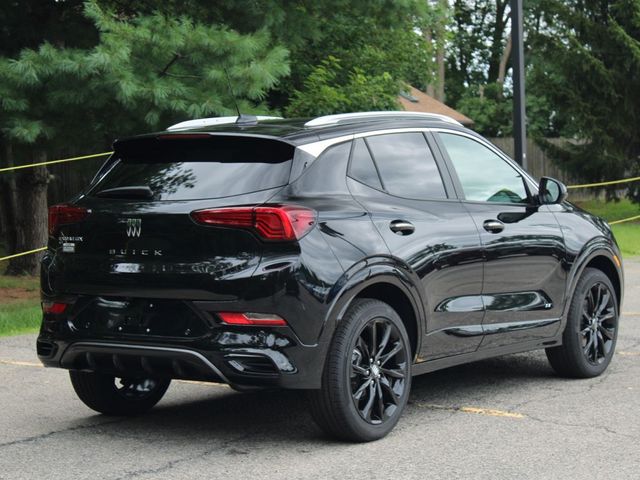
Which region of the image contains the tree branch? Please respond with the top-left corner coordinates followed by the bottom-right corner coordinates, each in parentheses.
top-left (159, 53), bottom-right (182, 77)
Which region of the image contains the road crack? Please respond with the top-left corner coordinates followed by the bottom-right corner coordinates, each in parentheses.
top-left (0, 418), bottom-right (129, 449)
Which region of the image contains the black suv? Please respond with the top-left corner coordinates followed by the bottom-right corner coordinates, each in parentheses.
top-left (38, 112), bottom-right (623, 441)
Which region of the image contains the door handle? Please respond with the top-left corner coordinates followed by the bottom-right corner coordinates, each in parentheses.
top-left (483, 219), bottom-right (505, 233)
top-left (390, 220), bottom-right (415, 235)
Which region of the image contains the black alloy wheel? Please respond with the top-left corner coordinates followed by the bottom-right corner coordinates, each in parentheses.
top-left (579, 282), bottom-right (616, 365)
top-left (351, 318), bottom-right (408, 425)
top-left (309, 299), bottom-right (412, 442)
top-left (546, 268), bottom-right (619, 378)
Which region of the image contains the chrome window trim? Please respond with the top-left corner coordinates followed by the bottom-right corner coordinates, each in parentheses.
top-left (297, 127), bottom-right (538, 192)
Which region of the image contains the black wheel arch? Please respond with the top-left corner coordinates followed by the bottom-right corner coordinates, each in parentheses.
top-left (322, 256), bottom-right (426, 362)
top-left (563, 242), bottom-right (623, 329)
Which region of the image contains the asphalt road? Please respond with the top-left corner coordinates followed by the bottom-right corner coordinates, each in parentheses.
top-left (1, 261), bottom-right (639, 480)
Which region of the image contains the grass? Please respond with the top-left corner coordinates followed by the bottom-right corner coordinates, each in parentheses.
top-left (575, 198), bottom-right (640, 222)
top-left (574, 198), bottom-right (640, 259)
top-left (0, 274), bottom-right (39, 291)
top-left (611, 224), bottom-right (640, 258)
top-left (0, 301), bottom-right (41, 337)
top-left (0, 275), bottom-right (40, 337)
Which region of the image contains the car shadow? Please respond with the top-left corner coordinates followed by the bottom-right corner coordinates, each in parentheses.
top-left (73, 351), bottom-right (561, 445)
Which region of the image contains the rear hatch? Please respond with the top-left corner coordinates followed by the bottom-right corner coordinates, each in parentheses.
top-left (45, 133), bottom-right (296, 301)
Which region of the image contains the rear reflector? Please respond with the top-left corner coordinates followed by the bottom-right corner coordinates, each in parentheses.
top-left (217, 312), bottom-right (287, 326)
top-left (48, 204), bottom-right (89, 235)
top-left (191, 205), bottom-right (316, 241)
top-left (42, 302), bottom-right (68, 314)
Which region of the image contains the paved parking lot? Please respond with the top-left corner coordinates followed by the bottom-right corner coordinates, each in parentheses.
top-left (1, 260), bottom-right (639, 480)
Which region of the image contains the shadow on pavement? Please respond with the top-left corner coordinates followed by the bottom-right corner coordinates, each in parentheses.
top-left (70, 352), bottom-right (561, 444)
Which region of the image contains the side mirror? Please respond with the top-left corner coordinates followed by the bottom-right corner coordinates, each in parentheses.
top-left (538, 177), bottom-right (568, 205)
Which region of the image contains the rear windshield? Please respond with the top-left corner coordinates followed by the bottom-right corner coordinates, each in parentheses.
top-left (90, 135), bottom-right (294, 201)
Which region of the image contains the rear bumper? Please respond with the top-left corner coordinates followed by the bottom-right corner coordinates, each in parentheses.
top-left (37, 325), bottom-right (328, 390)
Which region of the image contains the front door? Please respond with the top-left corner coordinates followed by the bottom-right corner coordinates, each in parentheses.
top-left (434, 131), bottom-right (567, 350)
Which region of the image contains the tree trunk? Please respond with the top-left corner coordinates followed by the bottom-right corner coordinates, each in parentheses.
top-left (424, 26), bottom-right (436, 97)
top-left (436, 40), bottom-right (445, 102)
top-left (6, 151), bottom-right (49, 276)
top-left (487, 0), bottom-right (510, 84)
top-left (425, 0), bottom-right (448, 102)
top-left (0, 143), bottom-right (20, 268)
top-left (497, 29), bottom-right (512, 98)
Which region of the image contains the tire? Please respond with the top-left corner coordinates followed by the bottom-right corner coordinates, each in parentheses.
top-left (69, 371), bottom-right (170, 416)
top-left (546, 268), bottom-right (619, 378)
top-left (309, 298), bottom-right (412, 442)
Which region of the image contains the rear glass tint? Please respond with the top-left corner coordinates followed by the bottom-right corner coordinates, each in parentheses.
top-left (90, 135), bottom-right (294, 201)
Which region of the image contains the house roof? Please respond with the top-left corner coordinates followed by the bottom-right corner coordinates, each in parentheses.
top-left (398, 86), bottom-right (473, 126)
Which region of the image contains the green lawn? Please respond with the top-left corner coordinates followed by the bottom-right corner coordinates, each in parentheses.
top-left (0, 301), bottom-right (41, 337)
top-left (574, 198), bottom-right (640, 259)
top-left (611, 223), bottom-right (640, 258)
top-left (575, 198), bottom-right (640, 222)
top-left (0, 274), bottom-right (40, 291)
top-left (0, 275), bottom-right (40, 337)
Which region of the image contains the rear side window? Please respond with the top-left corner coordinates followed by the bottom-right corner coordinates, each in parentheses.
top-left (90, 135), bottom-right (294, 201)
top-left (348, 139), bottom-right (383, 190)
top-left (365, 132), bottom-right (447, 200)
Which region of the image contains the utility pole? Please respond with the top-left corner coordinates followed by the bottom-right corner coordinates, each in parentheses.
top-left (511, 0), bottom-right (527, 170)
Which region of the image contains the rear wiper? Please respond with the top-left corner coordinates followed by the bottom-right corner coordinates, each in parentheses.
top-left (95, 186), bottom-right (155, 199)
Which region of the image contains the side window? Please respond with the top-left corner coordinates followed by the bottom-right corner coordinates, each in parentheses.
top-left (439, 133), bottom-right (528, 204)
top-left (365, 132), bottom-right (447, 200)
top-left (348, 138), bottom-right (383, 190)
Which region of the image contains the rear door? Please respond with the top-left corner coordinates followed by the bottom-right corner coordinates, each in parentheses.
top-left (433, 131), bottom-right (567, 349)
top-left (45, 134), bottom-right (295, 300)
top-left (346, 131), bottom-right (485, 360)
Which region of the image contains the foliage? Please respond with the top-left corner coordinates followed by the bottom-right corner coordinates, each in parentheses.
top-left (97, 0), bottom-right (436, 111)
top-left (276, 1), bottom-right (434, 115)
top-left (528, 0), bottom-right (640, 198)
top-left (446, 0), bottom-right (510, 105)
top-left (286, 57), bottom-right (400, 117)
top-left (0, 1), bottom-right (290, 155)
top-left (456, 83), bottom-right (512, 136)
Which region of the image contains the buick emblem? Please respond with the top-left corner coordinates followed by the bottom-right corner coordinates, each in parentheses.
top-left (126, 218), bottom-right (142, 237)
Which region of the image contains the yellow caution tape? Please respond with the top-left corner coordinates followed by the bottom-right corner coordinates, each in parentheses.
top-left (609, 214), bottom-right (640, 225)
top-left (0, 151), bottom-right (113, 174)
top-left (0, 149), bottom-right (639, 190)
top-left (2, 213), bottom-right (639, 262)
top-left (567, 176), bottom-right (640, 189)
top-left (0, 247), bottom-right (47, 262)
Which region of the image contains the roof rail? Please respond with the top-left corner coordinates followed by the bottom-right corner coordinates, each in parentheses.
top-left (304, 111), bottom-right (463, 127)
top-left (167, 115), bottom-right (283, 131)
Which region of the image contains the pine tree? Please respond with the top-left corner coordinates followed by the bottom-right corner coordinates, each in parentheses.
top-left (530, 0), bottom-right (640, 198)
